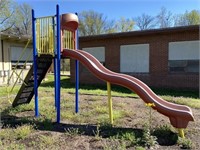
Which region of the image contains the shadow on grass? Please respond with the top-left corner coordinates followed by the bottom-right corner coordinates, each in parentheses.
top-left (40, 76), bottom-right (199, 99)
top-left (1, 106), bottom-right (178, 146)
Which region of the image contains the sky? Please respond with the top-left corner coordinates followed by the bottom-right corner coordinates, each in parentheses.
top-left (15, 0), bottom-right (200, 20)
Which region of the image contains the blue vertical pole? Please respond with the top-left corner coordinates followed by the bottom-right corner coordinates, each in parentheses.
top-left (75, 57), bottom-right (79, 113)
top-left (56, 4), bottom-right (61, 123)
top-left (75, 16), bottom-right (79, 113)
top-left (32, 9), bottom-right (39, 117)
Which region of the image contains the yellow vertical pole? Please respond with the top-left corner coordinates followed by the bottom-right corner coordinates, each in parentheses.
top-left (72, 31), bottom-right (74, 49)
top-left (49, 19), bottom-right (53, 53)
top-left (178, 128), bottom-right (185, 138)
top-left (64, 30), bottom-right (68, 48)
top-left (45, 17), bottom-right (47, 54)
top-left (42, 18), bottom-right (44, 54)
top-left (38, 19), bottom-right (41, 53)
top-left (40, 18), bottom-right (42, 54)
top-left (66, 31), bottom-right (68, 48)
top-left (39, 19), bottom-right (42, 52)
top-left (47, 18), bottom-right (50, 54)
top-left (47, 18), bottom-right (49, 54)
top-left (69, 31), bottom-right (71, 49)
top-left (107, 82), bottom-right (113, 125)
top-left (47, 18), bottom-right (49, 53)
top-left (72, 31), bottom-right (73, 49)
top-left (67, 31), bottom-right (69, 48)
top-left (43, 18), bottom-right (45, 53)
top-left (71, 31), bottom-right (72, 49)
top-left (66, 31), bottom-right (67, 48)
top-left (49, 19), bottom-right (51, 53)
top-left (63, 30), bottom-right (64, 48)
top-left (40, 19), bottom-right (42, 54)
top-left (36, 20), bottom-right (39, 51)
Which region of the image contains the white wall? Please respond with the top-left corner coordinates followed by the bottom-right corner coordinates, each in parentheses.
top-left (0, 40), bottom-right (33, 85)
top-left (120, 44), bottom-right (149, 73)
top-left (11, 46), bottom-right (33, 61)
top-left (83, 47), bottom-right (105, 62)
top-left (169, 40), bottom-right (200, 60)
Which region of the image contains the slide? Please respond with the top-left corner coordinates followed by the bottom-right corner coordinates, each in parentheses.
top-left (62, 49), bottom-right (194, 129)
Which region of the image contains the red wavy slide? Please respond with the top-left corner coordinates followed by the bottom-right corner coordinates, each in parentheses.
top-left (62, 49), bottom-right (194, 129)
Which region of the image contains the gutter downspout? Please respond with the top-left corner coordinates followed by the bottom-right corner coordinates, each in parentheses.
top-left (1, 39), bottom-right (4, 82)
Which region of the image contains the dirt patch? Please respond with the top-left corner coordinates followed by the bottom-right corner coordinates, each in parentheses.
top-left (1, 94), bottom-right (200, 149)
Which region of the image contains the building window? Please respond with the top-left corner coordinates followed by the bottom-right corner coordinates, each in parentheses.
top-left (168, 60), bottom-right (199, 73)
top-left (11, 46), bottom-right (33, 69)
top-left (82, 47), bottom-right (105, 73)
top-left (120, 44), bottom-right (149, 73)
top-left (168, 41), bottom-right (199, 73)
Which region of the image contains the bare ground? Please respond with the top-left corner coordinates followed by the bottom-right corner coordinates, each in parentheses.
top-left (1, 93), bottom-right (200, 150)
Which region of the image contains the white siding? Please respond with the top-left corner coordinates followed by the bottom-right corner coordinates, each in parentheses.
top-left (120, 44), bottom-right (149, 73)
top-left (83, 47), bottom-right (105, 62)
top-left (169, 41), bottom-right (200, 60)
top-left (11, 46), bottom-right (33, 61)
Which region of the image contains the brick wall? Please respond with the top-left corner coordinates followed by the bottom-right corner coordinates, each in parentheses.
top-left (70, 25), bottom-right (199, 90)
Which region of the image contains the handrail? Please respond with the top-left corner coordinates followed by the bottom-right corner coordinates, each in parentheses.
top-left (7, 39), bottom-right (31, 84)
top-left (9, 51), bottom-right (32, 92)
top-left (6, 40), bottom-right (32, 104)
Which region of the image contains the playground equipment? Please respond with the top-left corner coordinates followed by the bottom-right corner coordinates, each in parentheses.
top-left (11, 5), bottom-right (194, 138)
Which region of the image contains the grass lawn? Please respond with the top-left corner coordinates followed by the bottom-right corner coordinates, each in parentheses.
top-left (0, 74), bottom-right (200, 149)
top-left (40, 74), bottom-right (200, 108)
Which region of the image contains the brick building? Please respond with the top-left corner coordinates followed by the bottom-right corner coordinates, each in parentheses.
top-left (70, 25), bottom-right (199, 90)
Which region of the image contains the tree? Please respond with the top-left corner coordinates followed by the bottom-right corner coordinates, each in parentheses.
top-left (115, 17), bottom-right (134, 32)
top-left (12, 3), bottom-right (32, 35)
top-left (79, 10), bottom-right (115, 36)
top-left (0, 0), bottom-right (15, 32)
top-left (174, 10), bottom-right (200, 26)
top-left (135, 13), bottom-right (156, 30)
top-left (156, 7), bottom-right (173, 28)
top-left (0, 1), bottom-right (32, 36)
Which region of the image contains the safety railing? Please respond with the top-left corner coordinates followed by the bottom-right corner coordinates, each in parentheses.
top-left (36, 16), bottom-right (55, 55)
top-left (6, 39), bottom-right (32, 104)
top-left (62, 30), bottom-right (75, 49)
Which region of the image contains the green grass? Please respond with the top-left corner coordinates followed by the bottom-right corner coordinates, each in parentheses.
top-left (44, 74), bottom-right (199, 97)
top-left (1, 74), bottom-right (200, 111)
top-left (1, 74), bottom-right (199, 150)
top-left (40, 74), bottom-right (200, 108)
top-left (0, 124), bottom-right (34, 140)
top-left (38, 134), bottom-right (56, 147)
top-left (177, 137), bottom-right (194, 149)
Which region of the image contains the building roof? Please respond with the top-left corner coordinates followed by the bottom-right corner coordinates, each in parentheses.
top-left (0, 32), bottom-right (32, 43)
top-left (79, 25), bottom-right (199, 41)
top-left (1, 25), bottom-right (199, 43)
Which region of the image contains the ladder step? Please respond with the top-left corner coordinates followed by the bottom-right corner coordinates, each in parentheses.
top-left (16, 98), bottom-right (29, 105)
top-left (23, 88), bottom-right (33, 92)
top-left (21, 89), bottom-right (33, 93)
top-left (38, 59), bottom-right (52, 63)
top-left (20, 92), bottom-right (32, 98)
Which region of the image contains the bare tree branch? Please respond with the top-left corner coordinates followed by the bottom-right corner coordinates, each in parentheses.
top-left (135, 13), bottom-right (156, 30)
top-left (156, 7), bottom-right (173, 28)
